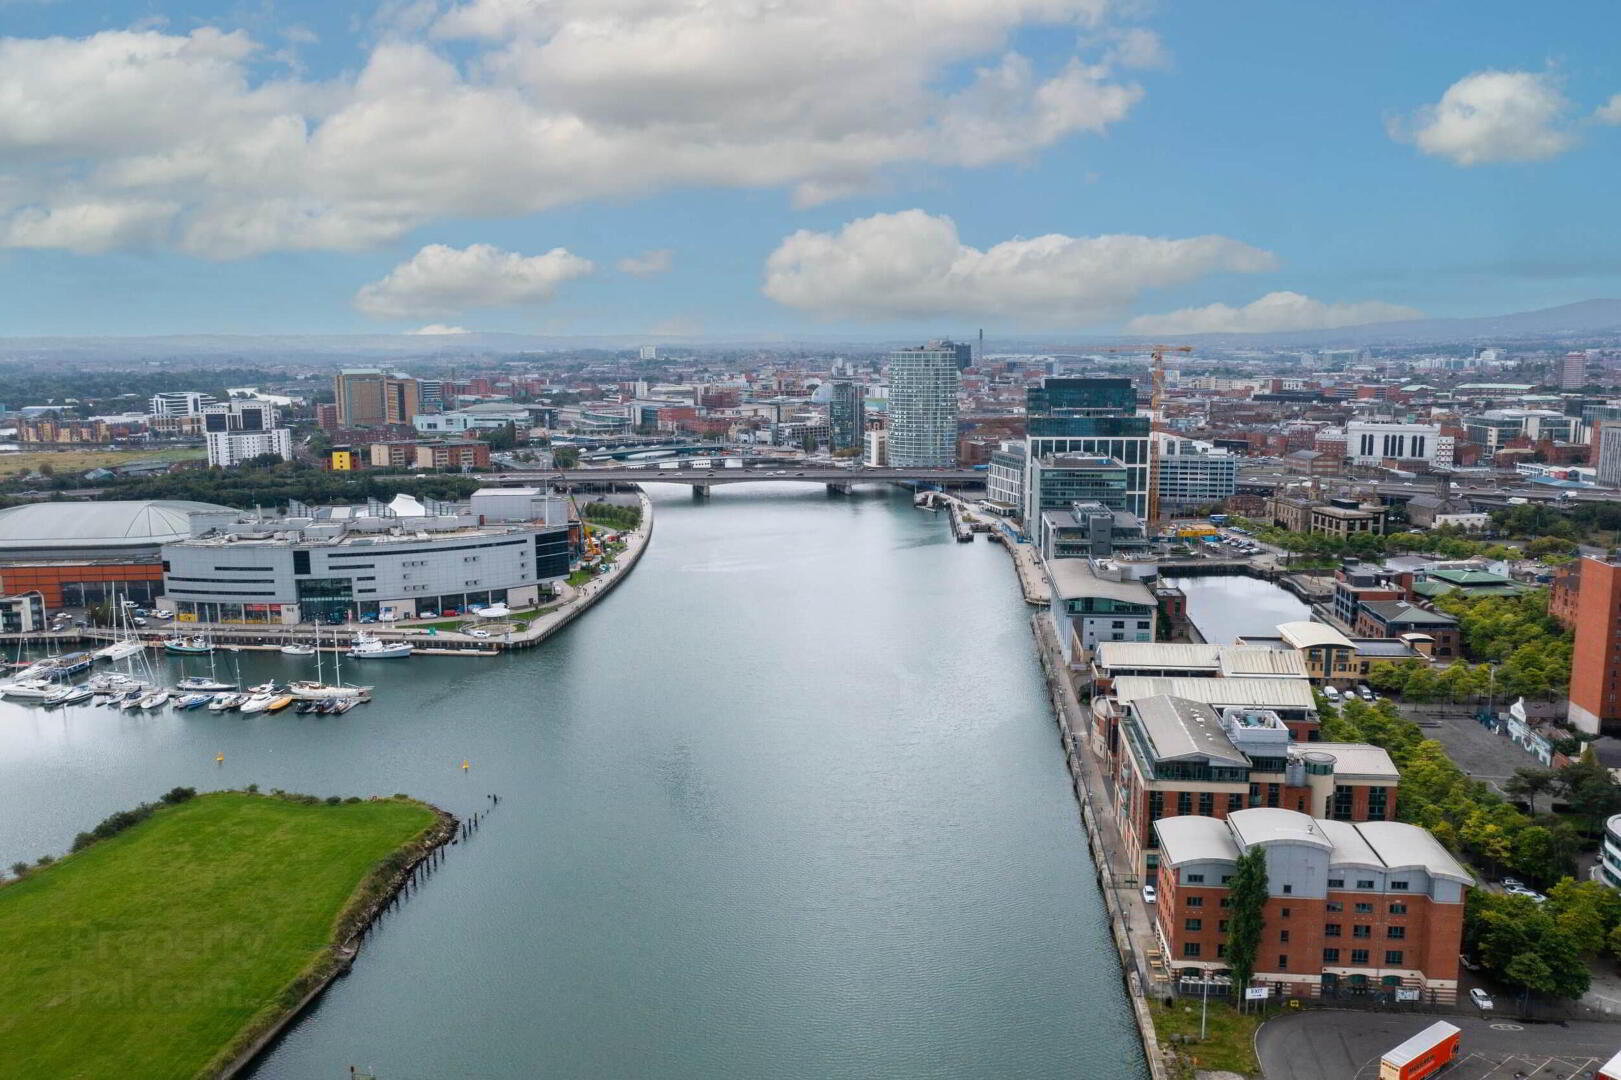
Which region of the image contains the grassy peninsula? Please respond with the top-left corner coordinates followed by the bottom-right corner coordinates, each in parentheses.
top-left (0, 790), bottom-right (442, 1079)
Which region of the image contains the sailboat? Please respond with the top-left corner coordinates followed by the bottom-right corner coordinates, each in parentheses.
top-left (174, 645), bottom-right (234, 692)
top-left (95, 602), bottom-right (146, 663)
top-left (289, 625), bottom-right (372, 700)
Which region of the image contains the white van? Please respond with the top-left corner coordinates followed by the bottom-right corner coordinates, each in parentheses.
top-left (1322, 685), bottom-right (1341, 701)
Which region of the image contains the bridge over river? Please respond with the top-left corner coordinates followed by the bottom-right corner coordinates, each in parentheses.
top-left (487, 467), bottom-right (988, 494)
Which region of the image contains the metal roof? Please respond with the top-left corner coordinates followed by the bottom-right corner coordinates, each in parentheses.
top-left (1154, 815), bottom-right (1240, 867)
top-left (1045, 559), bottom-right (1156, 606)
top-left (1277, 620), bottom-right (1353, 651)
top-left (1131, 695), bottom-right (1248, 767)
top-left (1112, 676), bottom-right (1317, 712)
top-left (1356, 821), bottom-right (1474, 885)
top-left (1227, 808), bottom-right (1334, 852)
top-left (1316, 818), bottom-right (1384, 868)
top-left (1360, 600), bottom-right (1458, 627)
top-left (1095, 642), bottom-right (1306, 679)
top-left (1308, 743), bottom-right (1400, 782)
top-left (0, 500), bottom-right (232, 550)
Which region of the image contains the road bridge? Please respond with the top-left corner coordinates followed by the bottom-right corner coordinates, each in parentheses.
top-left (486, 467), bottom-right (987, 494)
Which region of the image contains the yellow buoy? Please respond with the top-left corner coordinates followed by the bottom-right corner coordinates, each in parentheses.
top-left (461, 759), bottom-right (470, 771)
top-left (216, 752), bottom-right (224, 765)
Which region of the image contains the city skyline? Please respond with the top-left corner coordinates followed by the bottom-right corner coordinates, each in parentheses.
top-left (1, 1), bottom-right (1619, 338)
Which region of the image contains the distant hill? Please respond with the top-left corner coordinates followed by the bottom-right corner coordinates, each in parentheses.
top-left (1136, 298), bottom-right (1621, 347)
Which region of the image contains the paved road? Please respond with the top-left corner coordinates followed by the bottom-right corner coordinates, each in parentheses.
top-left (1258, 1010), bottom-right (1620, 1080)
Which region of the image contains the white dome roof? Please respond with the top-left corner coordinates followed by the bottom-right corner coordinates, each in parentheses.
top-left (0, 500), bottom-right (234, 551)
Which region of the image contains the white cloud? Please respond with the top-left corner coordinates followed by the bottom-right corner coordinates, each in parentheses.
top-left (354, 243), bottom-right (594, 319)
top-left (1597, 94), bottom-right (1621, 124)
top-left (1127, 291), bottom-right (1422, 335)
top-left (407, 323), bottom-right (471, 335)
top-left (0, 3), bottom-right (1157, 256)
top-left (1396, 70), bottom-right (1576, 165)
top-left (617, 248), bottom-right (673, 277)
top-left (762, 209), bottom-right (1275, 324)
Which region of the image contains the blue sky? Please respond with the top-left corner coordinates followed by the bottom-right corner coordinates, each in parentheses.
top-left (1, 0), bottom-right (1619, 338)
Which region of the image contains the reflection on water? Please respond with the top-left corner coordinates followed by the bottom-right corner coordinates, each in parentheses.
top-left (0, 484), bottom-right (1146, 1080)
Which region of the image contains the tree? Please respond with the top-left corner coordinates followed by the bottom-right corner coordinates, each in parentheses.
top-left (486, 422), bottom-right (518, 451)
top-left (9, 861), bottom-right (27, 877)
top-left (1504, 767), bottom-right (1559, 815)
top-left (1558, 758), bottom-right (1621, 837)
top-left (1504, 951), bottom-right (1555, 1008)
top-left (1225, 848), bottom-right (1269, 996)
top-left (552, 446), bottom-right (580, 468)
top-left (1547, 879), bottom-right (1621, 956)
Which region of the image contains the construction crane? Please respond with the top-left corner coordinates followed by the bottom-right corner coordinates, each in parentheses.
top-left (1076, 344), bottom-right (1194, 530)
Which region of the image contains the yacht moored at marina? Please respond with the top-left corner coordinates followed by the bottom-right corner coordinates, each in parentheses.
top-left (280, 642), bottom-right (316, 656)
top-left (1, 678), bottom-right (57, 700)
top-left (348, 633), bottom-right (413, 659)
top-left (239, 691), bottom-right (277, 714)
top-left (94, 639), bottom-right (147, 663)
top-left (163, 636), bottom-right (213, 655)
top-left (175, 675), bottom-right (235, 692)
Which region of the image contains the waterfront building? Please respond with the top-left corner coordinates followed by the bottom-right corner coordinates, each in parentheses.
top-left (1352, 601), bottom-right (1458, 659)
top-left (0, 500), bottom-right (233, 609)
top-left (1023, 378), bottom-right (1148, 525)
top-left (1114, 695), bottom-right (1398, 883)
top-left (336, 369), bottom-right (420, 428)
top-left (986, 441), bottom-right (1026, 513)
top-left (828, 380), bottom-right (866, 452)
top-left (1154, 435), bottom-right (1237, 513)
top-left (1029, 454), bottom-right (1129, 549)
top-left (160, 495), bottom-right (571, 624)
top-left (1344, 421), bottom-right (1453, 469)
top-left (1041, 502), bottom-right (1150, 561)
top-left (1099, 675), bottom-right (1320, 748)
top-left (1569, 555), bottom-right (1621, 736)
top-left (0, 592), bottom-right (47, 633)
top-left (1090, 642), bottom-right (1307, 691)
top-left (1154, 808), bottom-right (1471, 1001)
top-left (1045, 557), bottom-right (1157, 661)
top-left (1330, 562), bottom-right (1409, 629)
top-left (1235, 622), bottom-right (1429, 685)
top-left (886, 343), bottom-right (960, 467)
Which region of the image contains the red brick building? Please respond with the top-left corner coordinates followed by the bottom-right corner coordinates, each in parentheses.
top-left (1111, 694), bottom-right (1397, 882)
top-left (1549, 559), bottom-right (1581, 631)
top-left (1569, 556), bottom-right (1621, 736)
top-left (1154, 809), bottom-right (1470, 1002)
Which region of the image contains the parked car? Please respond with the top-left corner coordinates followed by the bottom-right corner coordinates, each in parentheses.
top-left (1141, 884), bottom-right (1157, 904)
top-left (469, 629), bottom-right (491, 639)
top-left (1500, 877), bottom-right (1525, 890)
top-left (1358, 685), bottom-right (1376, 702)
top-left (132, 617), bottom-right (148, 627)
top-left (1469, 988), bottom-right (1493, 1011)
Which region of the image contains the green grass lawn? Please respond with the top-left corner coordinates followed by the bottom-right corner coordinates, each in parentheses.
top-left (1149, 999), bottom-right (1272, 1078)
top-left (0, 791), bottom-right (437, 1080)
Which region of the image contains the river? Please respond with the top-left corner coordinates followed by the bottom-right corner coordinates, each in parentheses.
top-left (0, 484), bottom-right (1145, 1080)
top-left (1164, 574), bottom-right (1311, 644)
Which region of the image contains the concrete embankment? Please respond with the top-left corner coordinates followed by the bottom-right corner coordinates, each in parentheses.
top-left (1029, 612), bottom-right (1171, 1080)
top-left (221, 802), bottom-right (462, 1078)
